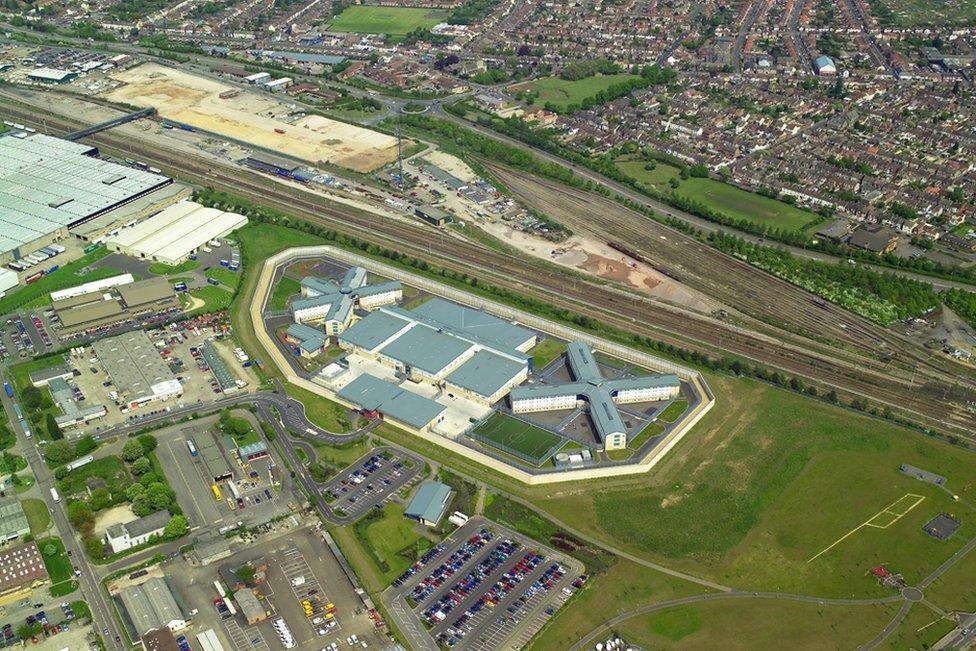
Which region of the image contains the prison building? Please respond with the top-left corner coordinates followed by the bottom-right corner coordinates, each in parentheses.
top-left (337, 373), bottom-right (446, 433)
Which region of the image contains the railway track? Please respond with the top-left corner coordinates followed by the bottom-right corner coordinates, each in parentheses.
top-left (2, 97), bottom-right (974, 439)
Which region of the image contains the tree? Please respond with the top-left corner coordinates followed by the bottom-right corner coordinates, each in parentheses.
top-left (45, 413), bottom-right (63, 441)
top-left (137, 434), bottom-right (158, 454)
top-left (130, 457), bottom-right (152, 476)
top-left (125, 483), bottom-right (146, 502)
top-left (163, 515), bottom-right (189, 541)
top-left (234, 564), bottom-right (257, 585)
top-left (89, 487), bottom-right (112, 511)
top-left (67, 501), bottom-right (95, 535)
top-left (43, 440), bottom-right (74, 465)
top-left (20, 386), bottom-right (43, 411)
top-left (147, 483), bottom-right (174, 511)
top-left (122, 439), bottom-right (144, 462)
top-left (83, 535), bottom-right (105, 560)
top-left (75, 435), bottom-right (97, 456)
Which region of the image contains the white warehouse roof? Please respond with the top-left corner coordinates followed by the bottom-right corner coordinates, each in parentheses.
top-left (106, 201), bottom-right (248, 265)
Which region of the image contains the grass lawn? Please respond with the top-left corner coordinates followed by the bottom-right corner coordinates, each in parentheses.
top-left (22, 498), bottom-right (50, 535)
top-left (285, 384), bottom-right (354, 433)
top-left (535, 373), bottom-right (976, 599)
top-left (628, 421), bottom-right (664, 450)
top-left (311, 436), bottom-right (372, 467)
top-left (354, 502), bottom-right (430, 581)
top-left (873, 0), bottom-right (976, 26)
top-left (656, 399), bottom-right (688, 423)
top-left (37, 537), bottom-right (73, 584)
top-left (148, 259), bottom-right (199, 275)
top-left (269, 276), bottom-right (300, 311)
top-left (509, 74), bottom-right (638, 111)
top-left (876, 604), bottom-right (956, 650)
top-left (188, 285), bottom-right (234, 315)
top-left (473, 413), bottom-right (562, 463)
top-left (57, 455), bottom-right (130, 496)
top-left (206, 266), bottom-right (241, 290)
top-left (529, 339), bottom-right (566, 370)
top-left (616, 160), bottom-right (819, 233)
top-left (329, 6), bottom-right (445, 34)
top-left (605, 448), bottom-right (634, 461)
top-left (0, 247), bottom-right (112, 315)
top-left (614, 599), bottom-right (899, 650)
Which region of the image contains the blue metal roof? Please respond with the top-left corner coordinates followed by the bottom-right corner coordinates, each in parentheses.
top-left (380, 326), bottom-right (473, 375)
top-left (404, 481), bottom-right (452, 525)
top-left (337, 373), bottom-right (445, 429)
top-left (339, 310), bottom-right (411, 351)
top-left (444, 350), bottom-right (525, 399)
top-left (410, 298), bottom-right (535, 352)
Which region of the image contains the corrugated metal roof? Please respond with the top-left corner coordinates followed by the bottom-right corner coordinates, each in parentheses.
top-left (444, 350), bottom-right (524, 399)
top-left (380, 325), bottom-right (473, 376)
top-left (404, 482), bottom-right (452, 524)
top-left (337, 373), bottom-right (445, 429)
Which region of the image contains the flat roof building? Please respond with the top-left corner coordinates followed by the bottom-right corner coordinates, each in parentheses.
top-left (199, 433), bottom-right (234, 482)
top-left (0, 500), bottom-right (29, 543)
top-left (0, 133), bottom-right (171, 263)
top-left (337, 373), bottom-right (446, 431)
top-left (106, 200), bottom-right (247, 265)
top-left (92, 330), bottom-right (182, 409)
top-left (404, 482), bottom-right (452, 527)
top-left (28, 363), bottom-right (74, 388)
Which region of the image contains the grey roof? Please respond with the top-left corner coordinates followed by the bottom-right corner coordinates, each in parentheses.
top-left (380, 325), bottom-right (472, 375)
top-left (198, 433), bottom-right (233, 481)
top-left (340, 267), bottom-right (368, 293)
top-left (410, 298), bottom-right (535, 351)
top-left (249, 49), bottom-right (345, 65)
top-left (28, 363), bottom-right (73, 386)
top-left (202, 340), bottom-right (236, 391)
top-left (107, 510), bottom-right (170, 540)
top-left (605, 374), bottom-right (681, 393)
top-left (353, 280), bottom-right (401, 299)
top-left (300, 276), bottom-right (340, 297)
top-left (286, 322), bottom-right (326, 342)
top-left (0, 500), bottom-right (29, 539)
top-left (338, 310), bottom-right (411, 351)
top-left (404, 482), bottom-right (452, 525)
top-left (92, 330), bottom-right (176, 401)
top-left (337, 373), bottom-right (445, 429)
top-left (444, 350), bottom-right (524, 399)
top-left (120, 577), bottom-right (184, 636)
top-left (233, 588), bottom-right (265, 622)
top-left (0, 133), bottom-right (171, 254)
top-left (291, 292), bottom-right (354, 323)
top-left (565, 341), bottom-right (602, 382)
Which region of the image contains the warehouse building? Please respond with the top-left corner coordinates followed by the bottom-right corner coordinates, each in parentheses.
top-left (27, 68), bottom-right (78, 83)
top-left (414, 204), bottom-right (451, 226)
top-left (0, 269), bottom-right (17, 297)
top-left (199, 434), bottom-right (234, 482)
top-left (337, 298), bottom-right (533, 403)
top-left (0, 133), bottom-right (172, 264)
top-left (50, 273), bottom-right (134, 301)
top-left (105, 510), bottom-right (170, 554)
top-left (0, 500), bottom-right (29, 543)
top-left (28, 363), bottom-right (74, 388)
top-left (509, 342), bottom-right (680, 450)
top-left (106, 200), bottom-right (248, 265)
top-left (244, 151), bottom-right (300, 175)
top-left (119, 577), bottom-right (187, 637)
top-left (49, 377), bottom-right (107, 428)
top-left (142, 627), bottom-right (182, 651)
top-left (54, 277), bottom-right (181, 337)
top-left (92, 330), bottom-right (182, 409)
top-left (337, 373), bottom-right (446, 432)
top-left (404, 481), bottom-right (453, 527)
top-left (0, 543), bottom-right (48, 599)
top-left (233, 588), bottom-right (267, 624)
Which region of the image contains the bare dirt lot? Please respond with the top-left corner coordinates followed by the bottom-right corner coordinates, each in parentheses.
top-left (102, 63), bottom-right (400, 172)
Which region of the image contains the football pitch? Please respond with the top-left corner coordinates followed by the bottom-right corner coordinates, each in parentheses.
top-left (474, 413), bottom-right (563, 462)
top-left (329, 6), bottom-right (446, 35)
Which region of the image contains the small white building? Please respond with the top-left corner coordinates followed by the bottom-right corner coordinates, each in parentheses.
top-left (245, 72), bottom-right (271, 85)
top-left (264, 77), bottom-right (293, 92)
top-left (104, 510), bottom-right (170, 554)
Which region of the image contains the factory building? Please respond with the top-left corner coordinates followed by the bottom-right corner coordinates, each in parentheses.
top-left (0, 500), bottom-right (30, 543)
top-left (105, 510), bottom-right (171, 554)
top-left (27, 68), bottom-right (78, 84)
top-left (509, 342), bottom-right (680, 450)
top-left (0, 133), bottom-right (172, 265)
top-left (338, 298), bottom-right (534, 404)
top-left (106, 200), bottom-right (247, 265)
top-left (119, 577), bottom-right (187, 637)
top-left (91, 330), bottom-right (183, 409)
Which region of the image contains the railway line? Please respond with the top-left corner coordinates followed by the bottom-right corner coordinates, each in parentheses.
top-left (2, 97), bottom-right (974, 439)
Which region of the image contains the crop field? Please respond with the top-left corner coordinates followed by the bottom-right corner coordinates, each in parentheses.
top-left (616, 160), bottom-right (818, 232)
top-left (535, 373), bottom-right (976, 599)
top-left (473, 412), bottom-right (562, 462)
top-left (329, 6), bottom-right (446, 34)
top-left (509, 74), bottom-right (638, 110)
top-left (872, 0), bottom-right (976, 26)
top-left (103, 63), bottom-right (400, 172)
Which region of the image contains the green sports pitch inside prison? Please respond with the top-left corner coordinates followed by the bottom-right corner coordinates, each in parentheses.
top-left (473, 412), bottom-right (562, 462)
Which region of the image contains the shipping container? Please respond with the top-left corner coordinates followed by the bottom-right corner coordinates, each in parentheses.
top-left (2, 383), bottom-right (12, 398)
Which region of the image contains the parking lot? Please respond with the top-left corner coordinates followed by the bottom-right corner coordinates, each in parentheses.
top-left (322, 447), bottom-right (423, 524)
top-left (385, 517), bottom-right (583, 651)
top-left (0, 594), bottom-right (83, 649)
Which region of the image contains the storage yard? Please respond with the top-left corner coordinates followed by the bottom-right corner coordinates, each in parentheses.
top-left (101, 63), bottom-right (401, 173)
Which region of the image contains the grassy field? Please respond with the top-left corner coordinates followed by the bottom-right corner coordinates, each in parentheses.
top-left (206, 267), bottom-right (241, 290)
top-left (285, 384), bottom-right (354, 433)
top-left (510, 74), bottom-right (638, 111)
top-left (628, 421), bottom-right (664, 450)
top-left (269, 276), bottom-right (301, 311)
top-left (329, 6), bottom-right (445, 34)
top-left (22, 498), bottom-right (50, 535)
top-left (614, 599), bottom-right (899, 650)
top-left (310, 436), bottom-right (371, 467)
top-left (535, 373), bottom-right (976, 598)
top-left (872, 0), bottom-right (976, 26)
top-left (529, 339), bottom-right (566, 370)
top-left (37, 537), bottom-right (77, 596)
top-left (657, 399), bottom-right (688, 423)
top-left (148, 259), bottom-right (199, 275)
top-left (0, 248), bottom-right (113, 315)
top-left (57, 456), bottom-right (130, 496)
top-left (188, 285), bottom-right (234, 315)
top-left (473, 413), bottom-right (562, 462)
top-left (354, 502), bottom-right (430, 581)
top-left (617, 160), bottom-right (819, 232)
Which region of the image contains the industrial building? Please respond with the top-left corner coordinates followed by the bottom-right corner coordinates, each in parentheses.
top-left (510, 342), bottom-right (681, 450)
top-left (199, 433), bottom-right (234, 482)
top-left (0, 268), bottom-right (17, 297)
top-left (404, 481), bottom-right (453, 527)
top-left (106, 200), bottom-right (248, 265)
top-left (233, 587), bottom-right (267, 624)
top-left (105, 510), bottom-right (171, 554)
top-left (28, 363), bottom-right (74, 387)
top-left (0, 543), bottom-right (48, 599)
top-left (119, 577), bottom-right (187, 637)
top-left (52, 276), bottom-right (179, 337)
top-left (91, 330), bottom-right (183, 409)
top-left (27, 68), bottom-right (78, 83)
top-left (0, 132), bottom-right (172, 264)
top-left (290, 268), bottom-right (402, 332)
top-left (142, 627), bottom-right (183, 651)
top-left (337, 298), bottom-right (534, 404)
top-left (244, 151), bottom-right (301, 176)
top-left (49, 377), bottom-right (107, 428)
top-left (414, 204), bottom-right (451, 226)
top-left (50, 273), bottom-right (134, 301)
top-left (0, 500), bottom-right (29, 543)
